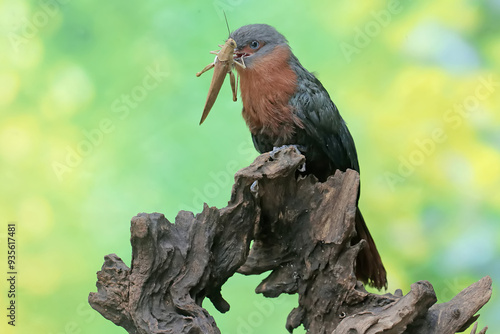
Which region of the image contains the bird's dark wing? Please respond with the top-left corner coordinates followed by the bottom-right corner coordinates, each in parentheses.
top-left (289, 60), bottom-right (360, 173)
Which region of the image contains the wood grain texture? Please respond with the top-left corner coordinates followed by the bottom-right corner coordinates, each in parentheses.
top-left (89, 146), bottom-right (492, 333)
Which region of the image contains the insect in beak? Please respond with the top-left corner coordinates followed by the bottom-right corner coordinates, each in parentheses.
top-left (196, 38), bottom-right (246, 125)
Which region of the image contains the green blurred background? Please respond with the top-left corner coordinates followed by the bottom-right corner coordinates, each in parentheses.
top-left (1, 0), bottom-right (499, 333)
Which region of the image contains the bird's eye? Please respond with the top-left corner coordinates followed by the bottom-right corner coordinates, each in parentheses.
top-left (249, 41), bottom-right (260, 49)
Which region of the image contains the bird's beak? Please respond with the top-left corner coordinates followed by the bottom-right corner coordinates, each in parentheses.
top-left (233, 49), bottom-right (250, 67)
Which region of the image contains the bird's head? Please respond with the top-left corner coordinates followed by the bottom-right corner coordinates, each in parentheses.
top-left (230, 24), bottom-right (289, 68)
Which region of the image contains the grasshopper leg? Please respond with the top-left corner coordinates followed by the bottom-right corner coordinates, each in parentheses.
top-left (236, 72), bottom-right (240, 93)
top-left (234, 57), bottom-right (246, 69)
top-left (229, 70), bottom-right (237, 102)
top-left (196, 62), bottom-right (215, 77)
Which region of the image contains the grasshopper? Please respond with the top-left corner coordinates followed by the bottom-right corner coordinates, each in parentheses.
top-left (196, 37), bottom-right (246, 125)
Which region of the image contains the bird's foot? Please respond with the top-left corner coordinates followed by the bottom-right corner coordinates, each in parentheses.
top-left (269, 144), bottom-right (306, 160)
top-left (269, 145), bottom-right (307, 172)
top-left (250, 180), bottom-right (259, 197)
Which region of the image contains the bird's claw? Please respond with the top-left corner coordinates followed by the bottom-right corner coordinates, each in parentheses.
top-left (269, 145), bottom-right (307, 172)
top-left (269, 144), bottom-right (306, 160)
top-left (250, 180), bottom-right (259, 194)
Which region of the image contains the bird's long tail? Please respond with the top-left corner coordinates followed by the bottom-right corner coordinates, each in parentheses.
top-left (354, 208), bottom-right (387, 289)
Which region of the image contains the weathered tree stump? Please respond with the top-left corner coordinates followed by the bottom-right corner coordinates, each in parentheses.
top-left (89, 146), bottom-right (492, 333)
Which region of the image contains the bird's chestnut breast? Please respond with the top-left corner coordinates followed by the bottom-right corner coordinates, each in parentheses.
top-left (236, 46), bottom-right (303, 141)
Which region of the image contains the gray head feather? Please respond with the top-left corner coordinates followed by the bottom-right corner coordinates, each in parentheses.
top-left (230, 24), bottom-right (288, 47)
top-left (230, 24), bottom-right (290, 67)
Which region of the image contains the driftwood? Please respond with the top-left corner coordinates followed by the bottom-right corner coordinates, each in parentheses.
top-left (89, 146), bottom-right (492, 333)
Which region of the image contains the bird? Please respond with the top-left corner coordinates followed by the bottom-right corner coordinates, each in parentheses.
top-left (229, 24), bottom-right (387, 289)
